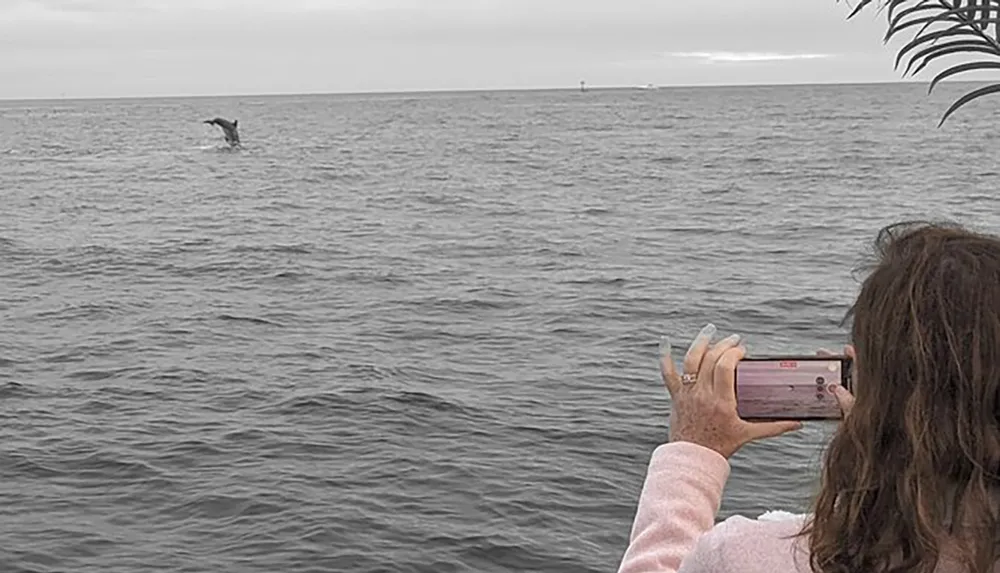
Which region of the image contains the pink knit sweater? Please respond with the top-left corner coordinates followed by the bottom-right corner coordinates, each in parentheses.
top-left (617, 441), bottom-right (813, 573)
top-left (617, 442), bottom-right (981, 573)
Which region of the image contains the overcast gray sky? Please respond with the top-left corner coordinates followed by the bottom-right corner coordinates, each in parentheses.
top-left (0, 0), bottom-right (935, 99)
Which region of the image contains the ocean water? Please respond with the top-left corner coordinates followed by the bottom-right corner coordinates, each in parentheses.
top-left (2, 83), bottom-right (999, 572)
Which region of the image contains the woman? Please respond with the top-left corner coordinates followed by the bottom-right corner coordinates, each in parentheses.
top-left (618, 221), bottom-right (1000, 573)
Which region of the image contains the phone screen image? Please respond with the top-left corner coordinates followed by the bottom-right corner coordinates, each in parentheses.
top-left (735, 356), bottom-right (852, 421)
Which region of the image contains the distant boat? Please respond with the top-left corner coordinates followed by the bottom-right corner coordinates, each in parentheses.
top-left (636, 84), bottom-right (658, 90)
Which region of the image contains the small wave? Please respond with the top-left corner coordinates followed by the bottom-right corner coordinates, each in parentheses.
top-left (72, 399), bottom-right (120, 414)
top-left (0, 236), bottom-right (24, 250)
top-left (95, 385), bottom-right (166, 400)
top-left (216, 314), bottom-right (284, 327)
top-left (754, 133), bottom-right (794, 142)
top-left (414, 193), bottom-right (467, 206)
top-left (507, 424), bottom-right (616, 448)
top-left (341, 362), bottom-right (401, 381)
top-left (455, 535), bottom-right (561, 571)
top-left (0, 381), bottom-right (32, 398)
top-left (31, 301), bottom-right (129, 322)
top-left (339, 270), bottom-right (412, 286)
top-left (204, 145), bottom-right (244, 153)
top-left (231, 244), bottom-right (312, 255)
top-left (652, 155), bottom-right (683, 164)
top-left (0, 452), bottom-right (65, 479)
top-left (150, 367), bottom-right (210, 383)
top-left (410, 295), bottom-right (524, 312)
top-left (761, 295), bottom-right (846, 312)
top-left (220, 428), bottom-right (275, 444)
top-left (159, 439), bottom-right (227, 460)
top-left (203, 387), bottom-right (274, 413)
top-left (532, 246), bottom-right (585, 258)
top-left (264, 388), bottom-right (477, 423)
top-left (71, 451), bottom-right (162, 482)
top-left (559, 276), bottom-right (627, 286)
top-left (166, 493), bottom-right (286, 521)
top-left (268, 270), bottom-right (310, 281)
top-left (385, 390), bottom-right (471, 415)
top-left (67, 369), bottom-right (127, 382)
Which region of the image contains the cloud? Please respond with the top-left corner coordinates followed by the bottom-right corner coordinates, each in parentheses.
top-left (0, 0), bottom-right (164, 25)
top-left (4, 0), bottom-right (497, 16)
top-left (668, 52), bottom-right (836, 63)
top-left (32, 0), bottom-right (158, 11)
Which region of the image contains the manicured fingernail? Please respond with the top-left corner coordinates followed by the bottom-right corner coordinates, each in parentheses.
top-left (698, 323), bottom-right (716, 339)
top-left (725, 334), bottom-right (741, 344)
top-left (659, 336), bottom-right (672, 357)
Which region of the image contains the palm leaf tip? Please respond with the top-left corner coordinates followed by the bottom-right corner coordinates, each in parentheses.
top-left (937, 83), bottom-right (1000, 126)
top-left (846, 1), bottom-right (874, 20)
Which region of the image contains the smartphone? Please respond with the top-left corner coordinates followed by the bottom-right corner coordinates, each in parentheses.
top-left (735, 355), bottom-right (853, 421)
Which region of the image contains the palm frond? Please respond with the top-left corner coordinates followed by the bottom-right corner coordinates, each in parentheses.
top-left (842, 0), bottom-right (1000, 126)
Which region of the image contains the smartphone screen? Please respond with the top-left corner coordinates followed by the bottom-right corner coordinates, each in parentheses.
top-left (735, 356), bottom-right (853, 421)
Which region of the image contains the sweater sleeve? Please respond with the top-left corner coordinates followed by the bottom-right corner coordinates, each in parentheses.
top-left (616, 441), bottom-right (732, 573)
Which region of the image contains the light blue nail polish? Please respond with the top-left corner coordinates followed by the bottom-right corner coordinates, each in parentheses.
top-left (699, 323), bottom-right (716, 339)
top-left (659, 336), bottom-right (671, 357)
top-left (726, 334), bottom-right (741, 344)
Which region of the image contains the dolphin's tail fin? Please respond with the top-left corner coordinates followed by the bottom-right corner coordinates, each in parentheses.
top-left (233, 120), bottom-right (238, 128)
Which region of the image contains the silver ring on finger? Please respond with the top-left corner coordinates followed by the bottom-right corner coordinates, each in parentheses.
top-left (681, 372), bottom-right (698, 385)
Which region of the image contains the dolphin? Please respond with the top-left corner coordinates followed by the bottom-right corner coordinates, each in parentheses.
top-left (203, 117), bottom-right (240, 147)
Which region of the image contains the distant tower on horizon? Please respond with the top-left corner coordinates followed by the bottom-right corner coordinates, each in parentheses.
top-left (580, 80), bottom-right (587, 92)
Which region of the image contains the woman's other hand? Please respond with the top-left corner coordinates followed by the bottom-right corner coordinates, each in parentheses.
top-left (816, 345), bottom-right (857, 416)
top-left (659, 324), bottom-right (802, 459)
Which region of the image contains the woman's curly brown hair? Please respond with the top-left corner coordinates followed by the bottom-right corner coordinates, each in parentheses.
top-left (801, 221), bottom-right (1000, 573)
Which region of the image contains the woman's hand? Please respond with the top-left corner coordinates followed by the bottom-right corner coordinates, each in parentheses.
top-left (659, 324), bottom-right (802, 459)
top-left (816, 345), bottom-right (857, 416)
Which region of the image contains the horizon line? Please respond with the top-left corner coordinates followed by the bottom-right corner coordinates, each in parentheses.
top-left (0, 78), bottom-right (988, 103)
